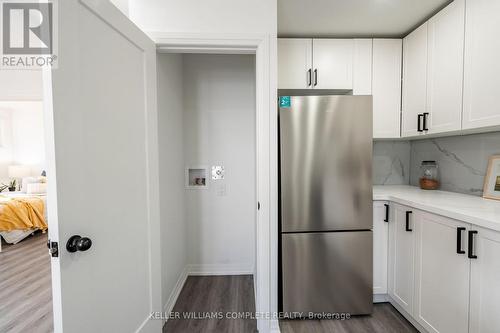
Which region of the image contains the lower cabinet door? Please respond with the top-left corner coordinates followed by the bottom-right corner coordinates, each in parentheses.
top-left (388, 204), bottom-right (415, 314)
top-left (469, 226), bottom-right (500, 333)
top-left (414, 212), bottom-right (470, 333)
top-left (373, 201), bottom-right (389, 295)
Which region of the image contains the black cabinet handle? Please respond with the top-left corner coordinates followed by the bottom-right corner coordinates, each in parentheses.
top-left (423, 112), bottom-right (429, 131)
top-left (384, 204), bottom-right (389, 222)
top-left (405, 211), bottom-right (413, 232)
top-left (417, 114), bottom-right (424, 132)
top-left (314, 69), bottom-right (318, 86)
top-left (468, 230), bottom-right (478, 259)
top-left (457, 227), bottom-right (466, 254)
top-left (307, 69), bottom-right (312, 86)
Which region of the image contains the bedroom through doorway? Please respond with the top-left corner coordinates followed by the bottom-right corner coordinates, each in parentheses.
top-left (0, 69), bottom-right (52, 333)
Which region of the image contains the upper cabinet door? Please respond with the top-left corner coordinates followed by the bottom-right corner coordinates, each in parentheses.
top-left (426, 0), bottom-right (465, 135)
top-left (372, 39), bottom-right (402, 139)
top-left (313, 39), bottom-right (354, 89)
top-left (402, 23), bottom-right (428, 138)
top-left (278, 39), bottom-right (313, 89)
top-left (463, 0), bottom-right (500, 129)
top-left (353, 39), bottom-right (373, 95)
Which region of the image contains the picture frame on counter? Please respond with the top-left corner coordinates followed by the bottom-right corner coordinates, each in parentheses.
top-left (483, 155), bottom-right (500, 200)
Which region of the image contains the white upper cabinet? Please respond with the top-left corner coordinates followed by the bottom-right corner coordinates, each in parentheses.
top-left (312, 39), bottom-right (354, 89)
top-left (426, 0), bottom-right (465, 135)
top-left (402, 22), bottom-right (428, 138)
top-left (469, 226), bottom-right (500, 333)
top-left (414, 212), bottom-right (470, 333)
top-left (463, 0), bottom-right (500, 129)
top-left (353, 39), bottom-right (373, 95)
top-left (278, 39), bottom-right (313, 89)
top-left (372, 39), bottom-right (402, 139)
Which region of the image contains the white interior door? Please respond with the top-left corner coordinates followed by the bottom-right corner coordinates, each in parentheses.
top-left (45, 1), bottom-right (161, 332)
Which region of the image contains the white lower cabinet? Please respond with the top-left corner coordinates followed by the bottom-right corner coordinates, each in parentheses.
top-left (469, 226), bottom-right (500, 333)
top-left (382, 201), bottom-right (500, 333)
top-left (414, 211), bottom-right (470, 333)
top-left (373, 202), bottom-right (389, 296)
top-left (388, 203), bottom-right (415, 314)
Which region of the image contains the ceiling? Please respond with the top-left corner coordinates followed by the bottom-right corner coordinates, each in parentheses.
top-left (278, 0), bottom-right (452, 38)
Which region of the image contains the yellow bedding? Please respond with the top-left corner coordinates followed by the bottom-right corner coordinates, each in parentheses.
top-left (0, 196), bottom-right (47, 232)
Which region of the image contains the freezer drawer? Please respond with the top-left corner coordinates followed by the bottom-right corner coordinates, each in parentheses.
top-left (282, 231), bottom-right (373, 316)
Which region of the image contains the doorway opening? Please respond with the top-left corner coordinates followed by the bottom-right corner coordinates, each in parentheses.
top-left (157, 52), bottom-right (258, 331)
top-left (0, 69), bottom-right (52, 332)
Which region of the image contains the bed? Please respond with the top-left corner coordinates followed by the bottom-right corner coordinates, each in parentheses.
top-left (0, 191), bottom-right (47, 252)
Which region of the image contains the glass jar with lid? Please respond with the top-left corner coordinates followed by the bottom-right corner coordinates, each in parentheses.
top-left (419, 160), bottom-right (440, 190)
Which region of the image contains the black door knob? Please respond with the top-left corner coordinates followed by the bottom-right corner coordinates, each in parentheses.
top-left (66, 235), bottom-right (92, 253)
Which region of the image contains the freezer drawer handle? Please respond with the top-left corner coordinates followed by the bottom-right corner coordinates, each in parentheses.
top-left (456, 227), bottom-right (466, 254)
top-left (468, 230), bottom-right (478, 259)
top-left (384, 204), bottom-right (389, 222)
top-left (405, 211), bottom-right (413, 232)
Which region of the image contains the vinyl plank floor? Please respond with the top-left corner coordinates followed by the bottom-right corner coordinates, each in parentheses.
top-left (0, 233), bottom-right (53, 333)
top-left (280, 303), bottom-right (418, 333)
top-left (163, 275), bottom-right (416, 333)
top-left (163, 275), bottom-right (258, 333)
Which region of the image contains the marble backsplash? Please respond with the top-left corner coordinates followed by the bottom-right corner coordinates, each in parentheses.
top-left (373, 141), bottom-right (411, 185)
top-left (373, 132), bottom-right (500, 196)
top-left (409, 132), bottom-right (500, 196)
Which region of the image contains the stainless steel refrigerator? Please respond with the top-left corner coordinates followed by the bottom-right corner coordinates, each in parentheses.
top-left (279, 94), bottom-right (373, 316)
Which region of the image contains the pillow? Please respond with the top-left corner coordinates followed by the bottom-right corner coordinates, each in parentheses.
top-left (21, 177), bottom-right (39, 193)
top-left (26, 183), bottom-right (47, 194)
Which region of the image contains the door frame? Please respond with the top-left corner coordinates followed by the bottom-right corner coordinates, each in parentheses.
top-left (152, 32), bottom-right (279, 333)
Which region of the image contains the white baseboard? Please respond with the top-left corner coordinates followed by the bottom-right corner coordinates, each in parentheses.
top-left (373, 293), bottom-right (389, 303)
top-left (387, 296), bottom-right (427, 333)
top-left (187, 263), bottom-right (254, 276)
top-left (162, 266), bottom-right (188, 324)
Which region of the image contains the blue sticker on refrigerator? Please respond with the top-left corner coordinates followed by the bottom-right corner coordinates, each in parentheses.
top-left (279, 96), bottom-right (291, 108)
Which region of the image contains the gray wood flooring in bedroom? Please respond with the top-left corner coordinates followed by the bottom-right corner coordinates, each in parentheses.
top-left (0, 232), bottom-right (53, 333)
top-left (163, 275), bottom-right (417, 333)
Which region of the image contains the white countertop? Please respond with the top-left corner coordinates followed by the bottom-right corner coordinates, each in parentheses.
top-left (374, 185), bottom-right (500, 232)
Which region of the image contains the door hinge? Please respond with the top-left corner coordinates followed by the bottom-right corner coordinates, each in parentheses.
top-left (47, 239), bottom-right (59, 257)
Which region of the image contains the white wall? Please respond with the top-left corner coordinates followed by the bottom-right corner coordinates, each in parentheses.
top-left (157, 54), bottom-right (188, 310)
top-left (183, 54), bottom-right (256, 274)
top-left (109, 0), bottom-right (129, 16)
top-left (0, 101), bottom-right (45, 181)
top-left (129, 0), bottom-right (276, 35)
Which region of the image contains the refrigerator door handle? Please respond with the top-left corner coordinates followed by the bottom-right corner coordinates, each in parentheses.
top-left (405, 211), bottom-right (413, 232)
